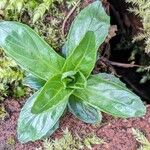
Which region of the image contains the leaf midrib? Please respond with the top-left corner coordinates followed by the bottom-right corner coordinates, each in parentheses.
top-left (74, 35), bottom-right (92, 71)
top-left (73, 93), bottom-right (133, 118)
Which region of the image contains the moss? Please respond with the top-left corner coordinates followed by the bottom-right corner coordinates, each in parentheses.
top-left (132, 128), bottom-right (150, 150)
top-left (7, 136), bottom-right (15, 145)
top-left (126, 0), bottom-right (150, 53)
top-left (39, 128), bottom-right (105, 150)
top-left (126, 0), bottom-right (150, 83)
top-left (0, 105), bottom-right (8, 120)
top-left (0, 48), bottom-right (25, 99)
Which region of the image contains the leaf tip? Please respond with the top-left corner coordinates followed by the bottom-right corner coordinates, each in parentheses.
top-left (135, 105), bottom-right (146, 117)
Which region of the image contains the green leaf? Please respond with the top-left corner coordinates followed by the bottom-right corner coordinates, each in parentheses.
top-left (70, 71), bottom-right (87, 89)
top-left (63, 31), bottom-right (96, 78)
top-left (63, 1), bottom-right (110, 56)
top-left (23, 73), bottom-right (46, 90)
top-left (61, 71), bottom-right (76, 87)
top-left (61, 71), bottom-right (87, 89)
top-left (17, 92), bottom-right (67, 143)
top-left (0, 21), bottom-right (65, 80)
top-left (32, 74), bottom-right (72, 114)
top-left (74, 73), bottom-right (146, 118)
top-left (68, 95), bottom-right (102, 124)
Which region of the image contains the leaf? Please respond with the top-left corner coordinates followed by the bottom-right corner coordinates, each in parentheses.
top-left (63, 1), bottom-right (110, 57)
top-left (61, 71), bottom-right (76, 87)
top-left (0, 21), bottom-right (65, 80)
top-left (68, 95), bottom-right (102, 124)
top-left (63, 31), bottom-right (96, 78)
top-left (17, 92), bottom-right (67, 143)
top-left (70, 71), bottom-right (87, 89)
top-left (23, 73), bottom-right (46, 90)
top-left (61, 71), bottom-right (87, 89)
top-left (74, 73), bottom-right (146, 118)
top-left (32, 74), bottom-right (73, 114)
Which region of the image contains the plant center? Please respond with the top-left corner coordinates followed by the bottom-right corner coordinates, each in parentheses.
top-left (61, 71), bottom-right (86, 89)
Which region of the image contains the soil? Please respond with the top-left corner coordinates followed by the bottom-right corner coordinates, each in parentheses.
top-left (0, 99), bottom-right (150, 150)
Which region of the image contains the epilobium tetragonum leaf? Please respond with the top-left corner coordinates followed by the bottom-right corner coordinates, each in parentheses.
top-left (23, 73), bottom-right (46, 90)
top-left (0, 1), bottom-right (146, 143)
top-left (17, 92), bottom-right (65, 143)
top-left (68, 95), bottom-right (102, 124)
top-left (63, 1), bottom-right (110, 56)
top-left (0, 22), bottom-right (65, 80)
top-left (63, 31), bottom-right (96, 78)
top-left (73, 73), bottom-right (146, 118)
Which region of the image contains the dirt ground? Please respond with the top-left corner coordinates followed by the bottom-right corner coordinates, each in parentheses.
top-left (0, 98), bottom-right (150, 150)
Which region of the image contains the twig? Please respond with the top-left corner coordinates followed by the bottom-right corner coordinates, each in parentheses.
top-left (101, 57), bottom-right (144, 68)
top-left (61, 1), bottom-right (80, 38)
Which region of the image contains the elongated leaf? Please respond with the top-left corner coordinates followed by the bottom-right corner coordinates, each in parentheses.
top-left (74, 73), bottom-right (146, 118)
top-left (68, 95), bottom-right (102, 124)
top-left (23, 73), bottom-right (46, 90)
top-left (17, 92), bottom-right (67, 143)
top-left (63, 1), bottom-right (110, 56)
top-left (32, 74), bottom-right (72, 114)
top-left (63, 31), bottom-right (96, 78)
top-left (0, 21), bottom-right (65, 80)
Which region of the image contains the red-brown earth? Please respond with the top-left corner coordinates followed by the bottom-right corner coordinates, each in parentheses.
top-left (0, 98), bottom-right (150, 150)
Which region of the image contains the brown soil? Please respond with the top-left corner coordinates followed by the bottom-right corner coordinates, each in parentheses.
top-left (0, 99), bottom-right (150, 150)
